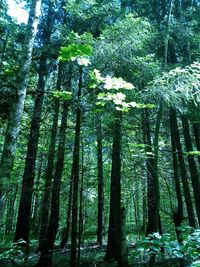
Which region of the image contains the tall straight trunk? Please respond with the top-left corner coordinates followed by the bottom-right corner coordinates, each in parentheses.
top-left (142, 109), bottom-right (159, 235)
top-left (169, 111), bottom-right (183, 243)
top-left (142, 178), bottom-right (147, 232)
top-left (169, 108), bottom-right (196, 227)
top-left (60, 171), bottom-right (73, 249)
top-left (77, 146), bottom-right (84, 267)
top-left (0, 0), bottom-right (41, 214)
top-left (14, 1), bottom-right (55, 243)
top-left (70, 67), bottom-right (83, 267)
top-left (97, 116), bottom-right (104, 245)
top-left (38, 63), bottom-right (62, 252)
top-left (31, 154), bottom-right (44, 234)
top-left (181, 114), bottom-right (200, 226)
top-left (5, 187), bottom-right (18, 235)
top-left (105, 111), bottom-right (128, 265)
top-left (37, 99), bottom-right (70, 267)
top-left (152, 103), bottom-right (162, 233)
top-left (193, 122), bottom-right (200, 166)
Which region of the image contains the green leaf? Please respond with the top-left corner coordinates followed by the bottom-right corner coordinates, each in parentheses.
top-left (59, 44), bottom-right (93, 61)
top-left (53, 91), bottom-right (72, 100)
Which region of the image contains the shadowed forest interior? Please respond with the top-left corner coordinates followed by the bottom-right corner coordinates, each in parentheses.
top-left (0, 0), bottom-right (200, 266)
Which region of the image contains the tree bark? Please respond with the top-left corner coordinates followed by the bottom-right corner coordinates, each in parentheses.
top-left (77, 145), bottom-right (84, 267)
top-left (105, 111), bottom-right (128, 266)
top-left (70, 66), bottom-right (83, 267)
top-left (169, 108), bottom-right (196, 227)
top-left (97, 115), bottom-right (104, 245)
top-left (142, 109), bottom-right (159, 235)
top-left (193, 122), bottom-right (200, 166)
top-left (5, 187), bottom-right (17, 235)
top-left (31, 154), bottom-right (44, 235)
top-left (0, 0), bottom-right (41, 217)
top-left (169, 110), bottom-right (183, 243)
top-left (37, 99), bottom-right (70, 267)
top-left (60, 171), bottom-right (73, 249)
top-left (181, 114), bottom-right (200, 226)
top-left (38, 63), bottom-right (62, 252)
top-left (14, 1), bottom-right (55, 243)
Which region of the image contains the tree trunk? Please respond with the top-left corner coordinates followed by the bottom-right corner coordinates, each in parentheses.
top-left (181, 114), bottom-right (200, 226)
top-left (37, 99), bottom-right (70, 267)
top-left (105, 111), bottom-right (128, 266)
top-left (31, 154), bottom-right (44, 235)
top-left (193, 122), bottom-right (200, 166)
top-left (38, 63), bottom-right (62, 252)
top-left (36, 63), bottom-right (72, 266)
top-left (169, 108), bottom-right (196, 227)
top-left (169, 110), bottom-right (183, 243)
top-left (14, 1), bottom-right (55, 243)
top-left (70, 66), bottom-right (83, 267)
top-left (97, 115), bottom-right (104, 245)
top-left (0, 0), bottom-right (41, 217)
top-left (5, 187), bottom-right (17, 235)
top-left (77, 145), bottom-right (84, 267)
top-left (60, 171), bottom-right (73, 249)
top-left (142, 109), bottom-right (159, 235)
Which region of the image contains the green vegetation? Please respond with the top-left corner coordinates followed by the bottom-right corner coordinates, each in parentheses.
top-left (0, 0), bottom-right (200, 266)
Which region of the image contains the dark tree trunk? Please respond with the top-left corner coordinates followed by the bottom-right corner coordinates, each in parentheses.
top-left (70, 67), bottom-right (83, 267)
top-left (181, 114), bottom-right (200, 226)
top-left (38, 63), bottom-right (62, 252)
top-left (193, 122), bottom-right (200, 166)
top-left (169, 108), bottom-right (196, 227)
top-left (14, 1), bottom-right (55, 243)
top-left (77, 146), bottom-right (84, 266)
top-left (36, 99), bottom-right (70, 267)
top-left (31, 154), bottom-right (44, 235)
top-left (169, 110), bottom-right (183, 243)
top-left (97, 116), bottom-right (104, 245)
top-left (60, 172), bottom-right (73, 249)
top-left (105, 111), bottom-right (128, 266)
top-left (142, 109), bottom-right (159, 235)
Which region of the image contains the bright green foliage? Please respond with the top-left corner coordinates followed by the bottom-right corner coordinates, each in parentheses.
top-left (59, 44), bottom-right (93, 62)
top-left (185, 151), bottom-right (200, 156)
top-left (53, 91), bottom-right (72, 100)
top-left (134, 228), bottom-right (200, 263)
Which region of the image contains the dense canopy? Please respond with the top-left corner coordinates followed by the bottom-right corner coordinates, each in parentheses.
top-left (0, 0), bottom-right (200, 267)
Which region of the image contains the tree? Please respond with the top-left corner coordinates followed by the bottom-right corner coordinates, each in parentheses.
top-left (0, 0), bottom-right (41, 219)
top-left (14, 0), bottom-right (55, 243)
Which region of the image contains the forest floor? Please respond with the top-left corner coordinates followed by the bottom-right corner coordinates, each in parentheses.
top-left (0, 242), bottom-right (190, 267)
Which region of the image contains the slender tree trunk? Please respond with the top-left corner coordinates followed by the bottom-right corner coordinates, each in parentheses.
top-left (193, 122), bottom-right (200, 166)
top-left (70, 67), bottom-right (83, 267)
top-left (97, 116), bottom-right (104, 245)
top-left (14, 1), bottom-right (55, 243)
top-left (169, 108), bottom-right (196, 227)
top-left (105, 111), bottom-right (128, 266)
top-left (31, 154), bottom-right (44, 235)
top-left (77, 145), bottom-right (84, 266)
top-left (142, 109), bottom-right (159, 235)
top-left (142, 178), bottom-right (147, 232)
top-left (169, 110), bottom-right (183, 243)
top-left (38, 63), bottom-right (62, 252)
top-left (37, 64), bottom-right (72, 266)
top-left (37, 99), bottom-right (70, 267)
top-left (60, 172), bottom-right (73, 249)
top-left (0, 0), bottom-right (41, 218)
top-left (181, 114), bottom-right (200, 226)
top-left (5, 187), bottom-right (17, 235)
